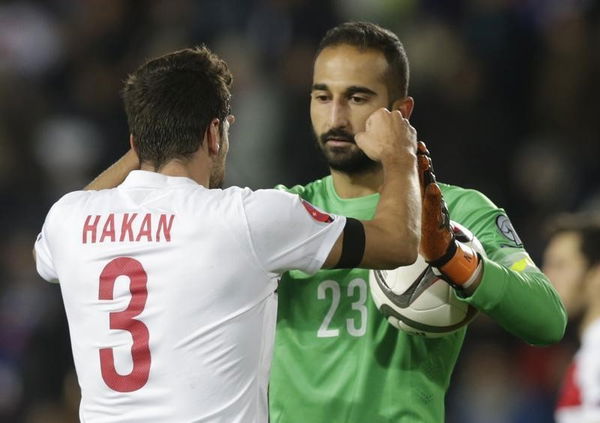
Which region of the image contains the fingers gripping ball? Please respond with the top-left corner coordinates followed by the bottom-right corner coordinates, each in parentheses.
top-left (369, 223), bottom-right (486, 337)
top-left (417, 142), bottom-right (481, 288)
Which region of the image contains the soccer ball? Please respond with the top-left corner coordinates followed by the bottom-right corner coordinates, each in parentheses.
top-left (369, 222), bottom-right (486, 337)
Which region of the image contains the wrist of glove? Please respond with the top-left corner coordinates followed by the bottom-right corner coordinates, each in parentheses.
top-left (428, 227), bottom-right (482, 289)
top-left (417, 141), bottom-right (481, 289)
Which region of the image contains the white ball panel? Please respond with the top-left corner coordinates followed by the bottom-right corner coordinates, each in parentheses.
top-left (368, 221), bottom-right (486, 337)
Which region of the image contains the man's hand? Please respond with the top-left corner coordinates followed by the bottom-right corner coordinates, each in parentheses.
top-left (84, 148), bottom-right (139, 190)
top-left (354, 108), bottom-right (417, 167)
top-left (417, 142), bottom-right (482, 289)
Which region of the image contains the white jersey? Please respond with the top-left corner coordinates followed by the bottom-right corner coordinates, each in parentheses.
top-left (556, 319), bottom-right (600, 423)
top-left (34, 170), bottom-right (345, 423)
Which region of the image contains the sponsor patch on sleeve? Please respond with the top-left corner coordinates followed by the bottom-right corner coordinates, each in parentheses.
top-left (510, 257), bottom-right (535, 272)
top-left (500, 252), bottom-right (539, 273)
top-left (496, 215), bottom-right (523, 247)
top-left (301, 199), bottom-right (334, 223)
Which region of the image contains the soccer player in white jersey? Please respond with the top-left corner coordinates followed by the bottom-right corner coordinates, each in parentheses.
top-left (33, 46), bottom-right (422, 422)
top-left (543, 214), bottom-right (600, 423)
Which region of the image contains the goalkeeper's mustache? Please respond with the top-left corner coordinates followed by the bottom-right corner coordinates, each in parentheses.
top-left (320, 128), bottom-right (355, 144)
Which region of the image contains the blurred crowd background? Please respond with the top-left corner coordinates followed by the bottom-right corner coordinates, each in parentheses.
top-left (0, 0), bottom-right (598, 422)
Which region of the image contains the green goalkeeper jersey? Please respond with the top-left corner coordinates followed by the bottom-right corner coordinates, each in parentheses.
top-left (269, 176), bottom-right (566, 423)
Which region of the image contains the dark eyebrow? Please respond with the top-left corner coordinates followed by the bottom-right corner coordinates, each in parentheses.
top-left (345, 86), bottom-right (377, 97)
top-left (311, 83), bottom-right (377, 97)
top-left (311, 83), bottom-right (329, 92)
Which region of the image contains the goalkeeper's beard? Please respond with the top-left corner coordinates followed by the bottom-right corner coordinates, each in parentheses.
top-left (314, 128), bottom-right (380, 174)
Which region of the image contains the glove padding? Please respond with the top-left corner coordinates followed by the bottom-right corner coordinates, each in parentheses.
top-left (417, 142), bottom-right (481, 287)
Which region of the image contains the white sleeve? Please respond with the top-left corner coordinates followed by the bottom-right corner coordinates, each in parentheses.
top-left (241, 189), bottom-right (345, 275)
top-left (34, 213), bottom-right (59, 284)
top-left (579, 324), bottom-right (600, 421)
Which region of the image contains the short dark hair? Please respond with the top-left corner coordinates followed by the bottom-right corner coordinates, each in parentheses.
top-left (123, 46), bottom-right (232, 170)
top-left (546, 214), bottom-right (600, 267)
top-left (316, 21), bottom-right (409, 100)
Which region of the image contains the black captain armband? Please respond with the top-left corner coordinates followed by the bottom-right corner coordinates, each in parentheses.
top-left (335, 218), bottom-right (366, 269)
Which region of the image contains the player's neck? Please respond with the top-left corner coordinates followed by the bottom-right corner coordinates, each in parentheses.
top-left (140, 158), bottom-right (210, 187)
top-left (580, 305), bottom-right (600, 338)
top-left (330, 168), bottom-right (383, 199)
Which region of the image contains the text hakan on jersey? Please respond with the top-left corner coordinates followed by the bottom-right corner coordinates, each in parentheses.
top-left (82, 213), bottom-right (175, 243)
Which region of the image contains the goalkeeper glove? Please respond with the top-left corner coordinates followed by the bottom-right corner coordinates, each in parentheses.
top-left (417, 142), bottom-right (482, 289)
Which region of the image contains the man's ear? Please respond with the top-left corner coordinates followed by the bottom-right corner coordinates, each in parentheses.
top-left (129, 134), bottom-right (136, 151)
top-left (585, 263), bottom-right (600, 297)
top-left (129, 134), bottom-right (141, 167)
top-left (205, 118), bottom-right (221, 157)
top-left (391, 96), bottom-right (415, 120)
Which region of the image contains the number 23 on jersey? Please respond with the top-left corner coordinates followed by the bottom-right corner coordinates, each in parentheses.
top-left (317, 278), bottom-right (367, 338)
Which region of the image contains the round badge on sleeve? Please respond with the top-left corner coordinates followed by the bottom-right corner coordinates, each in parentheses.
top-left (496, 215), bottom-right (523, 247)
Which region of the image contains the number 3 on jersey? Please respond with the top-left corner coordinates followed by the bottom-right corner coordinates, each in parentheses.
top-left (99, 257), bottom-right (151, 392)
top-left (317, 278), bottom-right (367, 338)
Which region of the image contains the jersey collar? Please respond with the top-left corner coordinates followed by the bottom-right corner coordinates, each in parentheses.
top-left (325, 176), bottom-right (380, 205)
top-left (120, 170), bottom-right (201, 189)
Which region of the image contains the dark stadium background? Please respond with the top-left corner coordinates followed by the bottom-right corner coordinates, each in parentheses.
top-left (1, 0), bottom-right (599, 421)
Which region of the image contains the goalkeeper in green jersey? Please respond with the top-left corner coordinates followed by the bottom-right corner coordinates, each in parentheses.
top-left (268, 22), bottom-right (567, 422)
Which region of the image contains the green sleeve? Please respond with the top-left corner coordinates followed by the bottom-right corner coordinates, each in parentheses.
top-left (441, 184), bottom-right (567, 346)
top-left (462, 257), bottom-right (566, 345)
